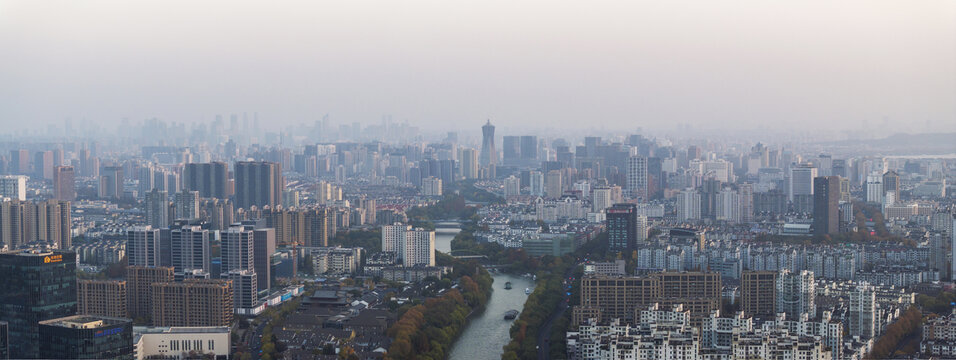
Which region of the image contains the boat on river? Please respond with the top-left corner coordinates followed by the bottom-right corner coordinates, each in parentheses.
top-left (504, 281), bottom-right (512, 290)
top-left (504, 310), bottom-right (519, 320)
top-left (525, 287), bottom-right (532, 295)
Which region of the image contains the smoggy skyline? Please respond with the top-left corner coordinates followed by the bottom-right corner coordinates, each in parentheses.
top-left (1, 0), bottom-right (954, 134)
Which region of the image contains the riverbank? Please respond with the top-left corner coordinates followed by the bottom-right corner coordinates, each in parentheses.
top-left (384, 262), bottom-right (493, 360)
top-left (449, 273), bottom-right (534, 360)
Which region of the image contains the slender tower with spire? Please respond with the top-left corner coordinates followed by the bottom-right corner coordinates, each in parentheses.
top-left (480, 120), bottom-right (496, 168)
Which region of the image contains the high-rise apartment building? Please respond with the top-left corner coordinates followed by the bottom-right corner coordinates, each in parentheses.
top-left (151, 279), bottom-right (233, 327)
top-left (33, 150), bottom-right (54, 180)
top-left (715, 188), bottom-right (739, 223)
top-left (0, 249), bottom-right (77, 358)
top-left (789, 164), bottom-right (817, 202)
top-left (952, 215), bottom-right (956, 281)
top-left (235, 161), bottom-right (284, 210)
top-left (575, 272), bottom-right (721, 326)
top-left (53, 166), bottom-right (76, 201)
top-left (381, 223), bottom-right (407, 254)
top-left (530, 170), bottom-right (545, 197)
top-left (840, 177), bottom-right (851, 203)
top-left (305, 207), bottom-right (331, 247)
top-left (222, 226), bottom-right (255, 274)
top-left (145, 189), bottom-right (169, 229)
top-left (8, 149), bottom-right (29, 175)
top-left (865, 174), bottom-right (884, 204)
top-left (261, 206), bottom-right (331, 247)
top-left (848, 282), bottom-right (876, 339)
top-left (380, 223), bottom-right (435, 267)
top-left (126, 226), bottom-right (162, 267)
top-left (460, 148), bottom-right (479, 179)
top-left (545, 170), bottom-right (563, 199)
top-left (626, 156), bottom-right (648, 199)
top-left (776, 269), bottom-right (816, 320)
top-left (0, 175), bottom-right (26, 201)
top-left (676, 189), bottom-right (701, 221)
top-left (170, 226), bottom-right (210, 273)
top-left (504, 176), bottom-right (520, 197)
top-left (99, 166), bottom-right (124, 199)
top-left (77, 279), bottom-right (128, 318)
top-left (0, 199), bottom-right (72, 249)
top-left (404, 228), bottom-right (435, 267)
top-left (575, 275), bottom-right (656, 325)
top-left (421, 177), bottom-right (442, 196)
top-left (739, 183), bottom-right (754, 223)
top-left (740, 271), bottom-right (777, 317)
top-left (813, 176), bottom-right (840, 236)
top-left (183, 162), bottom-right (229, 199)
top-left (127, 266), bottom-right (174, 321)
top-left (226, 270), bottom-right (258, 310)
top-left (173, 190), bottom-right (200, 220)
top-left (592, 187), bottom-right (612, 213)
top-left (699, 179), bottom-right (722, 219)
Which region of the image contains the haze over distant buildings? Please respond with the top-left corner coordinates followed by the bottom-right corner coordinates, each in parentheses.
top-left (1, 0), bottom-right (954, 136)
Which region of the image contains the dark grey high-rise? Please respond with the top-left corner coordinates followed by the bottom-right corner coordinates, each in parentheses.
top-left (606, 203), bottom-right (638, 251)
top-left (813, 176), bottom-right (840, 236)
top-left (253, 228), bottom-right (276, 290)
top-left (235, 161), bottom-right (283, 210)
top-left (183, 162), bottom-right (229, 199)
top-left (0, 250), bottom-right (77, 359)
top-left (502, 136), bottom-right (520, 164)
top-left (520, 135), bottom-right (537, 162)
top-left (480, 120), bottom-right (496, 167)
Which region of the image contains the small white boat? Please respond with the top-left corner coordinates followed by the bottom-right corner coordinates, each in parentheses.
top-left (525, 287), bottom-right (532, 295)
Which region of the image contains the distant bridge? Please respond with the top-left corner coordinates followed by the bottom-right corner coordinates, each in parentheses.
top-left (452, 255), bottom-right (488, 260)
top-left (449, 249), bottom-right (488, 260)
top-left (434, 221), bottom-right (462, 229)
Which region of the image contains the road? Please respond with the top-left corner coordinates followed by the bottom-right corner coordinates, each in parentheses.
top-left (536, 265), bottom-right (576, 360)
top-left (243, 319), bottom-right (268, 356)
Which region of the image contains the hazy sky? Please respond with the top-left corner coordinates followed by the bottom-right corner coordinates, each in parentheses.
top-left (1, 0), bottom-right (954, 134)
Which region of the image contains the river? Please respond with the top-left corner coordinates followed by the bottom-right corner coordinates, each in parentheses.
top-left (449, 273), bottom-right (534, 360)
top-left (435, 226), bottom-right (535, 360)
top-left (435, 227), bottom-right (460, 254)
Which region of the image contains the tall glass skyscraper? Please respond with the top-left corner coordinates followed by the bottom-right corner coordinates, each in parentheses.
top-left (0, 249), bottom-right (77, 358)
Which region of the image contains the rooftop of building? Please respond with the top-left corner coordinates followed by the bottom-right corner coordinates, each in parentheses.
top-left (133, 326), bottom-right (229, 334)
top-left (39, 315), bottom-right (129, 329)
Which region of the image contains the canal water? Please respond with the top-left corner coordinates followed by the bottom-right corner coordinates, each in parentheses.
top-left (449, 273), bottom-right (534, 360)
top-left (435, 227), bottom-right (460, 254)
top-left (435, 226), bottom-right (535, 360)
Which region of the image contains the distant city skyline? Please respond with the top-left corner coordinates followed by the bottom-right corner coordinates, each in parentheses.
top-left (1, 0), bottom-right (954, 135)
